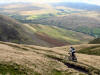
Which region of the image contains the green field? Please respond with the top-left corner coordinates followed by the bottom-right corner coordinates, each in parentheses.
top-left (26, 13), bottom-right (56, 20)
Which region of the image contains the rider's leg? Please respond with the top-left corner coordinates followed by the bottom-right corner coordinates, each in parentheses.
top-left (72, 52), bottom-right (76, 60)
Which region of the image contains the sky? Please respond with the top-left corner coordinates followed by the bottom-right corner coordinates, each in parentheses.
top-left (0, 0), bottom-right (100, 6)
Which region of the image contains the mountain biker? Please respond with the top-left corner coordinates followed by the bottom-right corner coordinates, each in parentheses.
top-left (69, 46), bottom-right (77, 61)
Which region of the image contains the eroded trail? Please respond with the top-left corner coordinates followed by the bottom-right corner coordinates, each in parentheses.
top-left (52, 45), bottom-right (100, 75)
top-left (24, 44), bottom-right (100, 75)
top-left (53, 45), bottom-right (100, 69)
top-left (47, 54), bottom-right (100, 75)
top-left (46, 55), bottom-right (89, 74)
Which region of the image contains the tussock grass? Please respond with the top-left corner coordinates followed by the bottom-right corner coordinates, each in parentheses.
top-left (0, 42), bottom-right (100, 75)
top-left (77, 45), bottom-right (100, 56)
top-left (0, 62), bottom-right (31, 75)
top-left (0, 41), bottom-right (29, 51)
top-left (0, 61), bottom-right (41, 75)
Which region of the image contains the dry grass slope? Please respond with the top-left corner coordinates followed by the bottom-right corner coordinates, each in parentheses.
top-left (0, 41), bottom-right (100, 75)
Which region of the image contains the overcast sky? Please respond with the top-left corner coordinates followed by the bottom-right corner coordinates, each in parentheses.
top-left (0, 0), bottom-right (100, 6)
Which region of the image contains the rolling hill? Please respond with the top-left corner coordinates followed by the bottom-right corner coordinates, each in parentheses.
top-left (0, 14), bottom-right (52, 47)
top-left (78, 45), bottom-right (100, 56)
top-left (89, 38), bottom-right (100, 44)
top-left (30, 24), bottom-right (94, 44)
top-left (0, 14), bottom-right (94, 47)
top-left (0, 41), bottom-right (100, 75)
top-left (0, 2), bottom-right (57, 15)
top-left (31, 15), bottom-right (100, 37)
top-left (0, 3), bottom-right (100, 39)
top-left (0, 2), bottom-right (100, 75)
top-left (52, 2), bottom-right (100, 12)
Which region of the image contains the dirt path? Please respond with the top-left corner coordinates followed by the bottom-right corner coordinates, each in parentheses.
top-left (53, 44), bottom-right (100, 69)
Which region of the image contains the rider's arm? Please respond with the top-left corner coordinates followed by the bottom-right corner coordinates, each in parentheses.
top-left (69, 48), bottom-right (72, 53)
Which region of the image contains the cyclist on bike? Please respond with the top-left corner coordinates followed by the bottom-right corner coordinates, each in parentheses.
top-left (69, 46), bottom-right (77, 61)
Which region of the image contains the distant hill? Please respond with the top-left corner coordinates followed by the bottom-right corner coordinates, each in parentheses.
top-left (0, 14), bottom-right (54, 47)
top-left (0, 14), bottom-right (34, 44)
top-left (0, 15), bottom-right (94, 47)
top-left (52, 2), bottom-right (100, 12)
top-left (78, 44), bottom-right (100, 56)
top-left (89, 38), bottom-right (100, 44)
top-left (31, 15), bottom-right (100, 37)
top-left (0, 14), bottom-right (23, 43)
top-left (29, 24), bottom-right (94, 45)
top-left (0, 3), bottom-right (55, 15)
top-left (0, 2), bottom-right (43, 11)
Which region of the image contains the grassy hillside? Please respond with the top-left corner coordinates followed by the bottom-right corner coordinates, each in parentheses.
top-left (0, 14), bottom-right (94, 47)
top-left (52, 2), bottom-right (100, 12)
top-left (0, 41), bottom-right (86, 75)
top-left (0, 42), bottom-right (100, 75)
top-left (0, 3), bottom-right (58, 15)
top-left (30, 24), bottom-right (94, 44)
top-left (89, 38), bottom-right (100, 44)
top-left (0, 14), bottom-right (53, 47)
top-left (31, 15), bottom-right (100, 37)
top-left (0, 14), bottom-right (24, 43)
top-left (77, 45), bottom-right (100, 56)
top-left (1, 2), bottom-right (100, 38)
top-left (2, 2), bottom-right (100, 21)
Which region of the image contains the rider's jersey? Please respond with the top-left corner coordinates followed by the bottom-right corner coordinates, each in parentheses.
top-left (69, 47), bottom-right (75, 53)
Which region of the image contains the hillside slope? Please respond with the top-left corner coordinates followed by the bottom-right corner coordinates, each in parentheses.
top-left (0, 41), bottom-right (100, 75)
top-left (0, 14), bottom-right (53, 47)
top-left (89, 38), bottom-right (100, 44)
top-left (32, 15), bottom-right (100, 37)
top-left (30, 24), bottom-right (94, 44)
top-left (0, 14), bottom-right (94, 47)
top-left (52, 2), bottom-right (100, 12)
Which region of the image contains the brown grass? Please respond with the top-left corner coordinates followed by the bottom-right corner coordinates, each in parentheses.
top-left (0, 41), bottom-right (100, 75)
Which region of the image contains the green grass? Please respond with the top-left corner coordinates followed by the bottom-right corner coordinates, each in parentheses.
top-left (26, 15), bottom-right (39, 20)
top-left (0, 63), bottom-right (27, 75)
top-left (0, 14), bottom-right (94, 46)
top-left (26, 13), bottom-right (56, 20)
top-left (0, 62), bottom-right (41, 75)
top-left (51, 69), bottom-right (63, 75)
top-left (89, 38), bottom-right (100, 44)
top-left (77, 45), bottom-right (100, 56)
top-left (34, 25), bottom-right (77, 42)
top-left (32, 24), bottom-right (92, 44)
top-left (75, 26), bottom-right (100, 37)
top-left (26, 9), bottom-right (82, 20)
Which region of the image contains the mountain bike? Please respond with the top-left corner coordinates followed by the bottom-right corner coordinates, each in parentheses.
top-left (64, 52), bottom-right (77, 62)
top-left (68, 52), bottom-right (77, 62)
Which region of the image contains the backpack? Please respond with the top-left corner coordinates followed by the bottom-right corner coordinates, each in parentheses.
top-left (72, 47), bottom-right (75, 53)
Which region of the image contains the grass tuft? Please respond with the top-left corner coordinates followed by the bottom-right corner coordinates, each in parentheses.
top-left (77, 45), bottom-right (100, 56)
